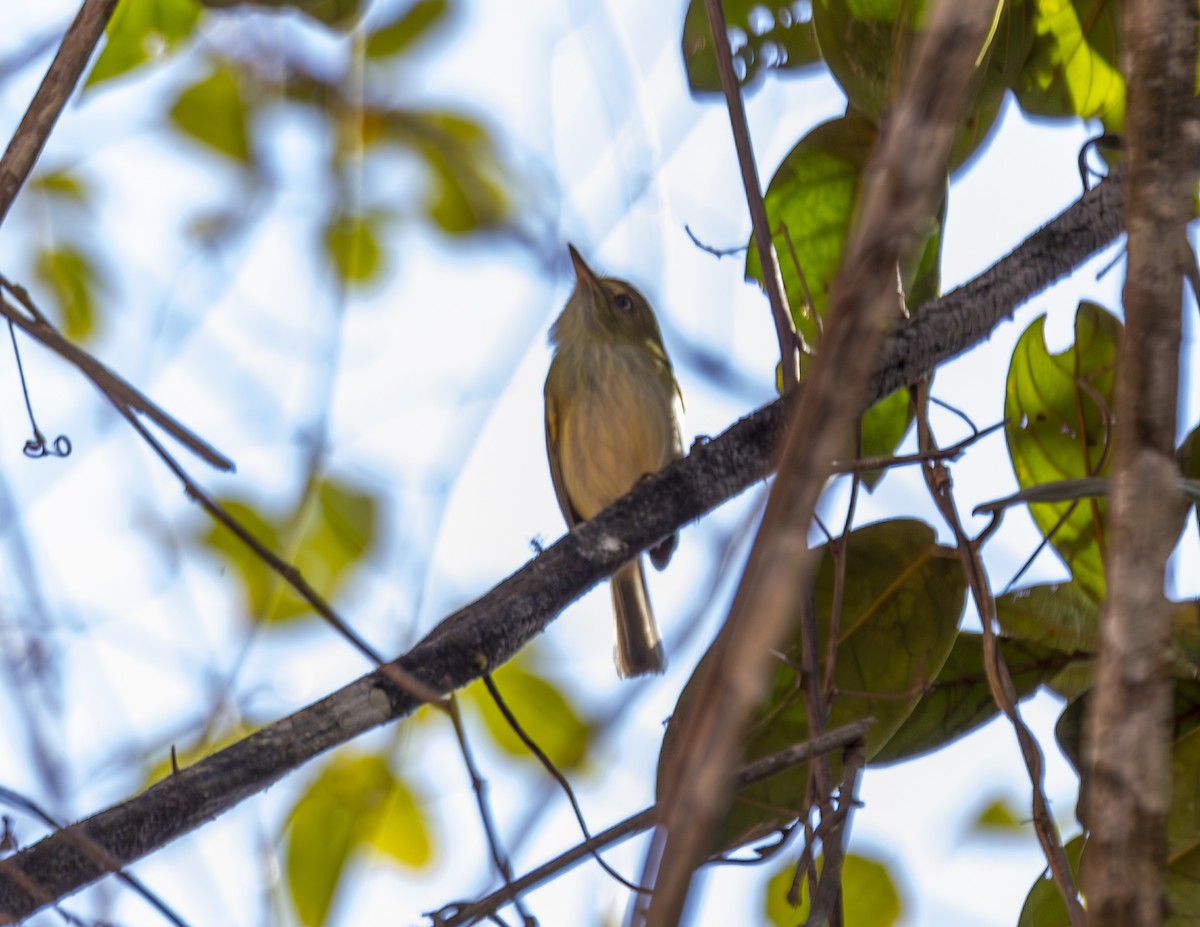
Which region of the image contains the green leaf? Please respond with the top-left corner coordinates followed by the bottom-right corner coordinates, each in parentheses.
top-left (33, 245), bottom-right (103, 341)
top-left (811, 0), bottom-right (1032, 165)
top-left (665, 519), bottom-right (966, 850)
top-left (1014, 0), bottom-right (1125, 131)
top-left (196, 479), bottom-right (378, 624)
top-left (996, 582), bottom-right (1099, 653)
top-left (365, 0), bottom-right (450, 59)
top-left (323, 211), bottom-right (385, 285)
top-left (465, 656), bottom-right (595, 772)
top-left (747, 112), bottom-right (942, 347)
top-left (681, 0), bottom-right (822, 96)
top-left (168, 65), bottom-right (253, 162)
top-left (377, 109), bottom-right (511, 234)
top-left (857, 387), bottom-right (913, 490)
top-left (286, 752), bottom-right (432, 927)
top-left (970, 796), bottom-right (1026, 833)
top-left (765, 852), bottom-right (902, 927)
top-left (872, 633), bottom-right (1069, 765)
top-left (1005, 302), bottom-right (1121, 603)
top-left (1017, 832), bottom-right (1084, 927)
top-left (88, 0), bottom-right (201, 89)
top-left (28, 169), bottom-right (91, 205)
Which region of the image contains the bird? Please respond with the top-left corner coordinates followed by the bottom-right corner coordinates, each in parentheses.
top-left (544, 244), bottom-right (683, 677)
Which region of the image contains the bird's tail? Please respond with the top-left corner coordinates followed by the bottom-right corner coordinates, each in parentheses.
top-left (612, 559), bottom-right (665, 677)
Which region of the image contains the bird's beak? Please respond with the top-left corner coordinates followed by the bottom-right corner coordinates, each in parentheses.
top-left (568, 244), bottom-right (603, 297)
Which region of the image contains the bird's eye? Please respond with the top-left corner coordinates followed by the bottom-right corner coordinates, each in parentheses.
top-left (614, 294), bottom-right (633, 311)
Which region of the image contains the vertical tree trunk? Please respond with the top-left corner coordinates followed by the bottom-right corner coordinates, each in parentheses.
top-left (1083, 1), bottom-right (1199, 924)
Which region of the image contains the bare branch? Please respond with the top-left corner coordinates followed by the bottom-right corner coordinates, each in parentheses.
top-left (0, 0), bottom-right (120, 225)
top-left (647, 4), bottom-right (1003, 923)
top-left (701, 0), bottom-right (798, 385)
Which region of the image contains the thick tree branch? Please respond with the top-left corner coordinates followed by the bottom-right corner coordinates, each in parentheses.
top-left (1083, 1), bottom-right (1199, 924)
top-left (0, 166), bottom-right (1126, 922)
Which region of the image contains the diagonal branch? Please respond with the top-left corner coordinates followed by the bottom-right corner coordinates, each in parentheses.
top-left (0, 0), bottom-right (120, 225)
top-left (0, 166), bottom-right (1126, 923)
top-left (647, 4), bottom-right (1012, 923)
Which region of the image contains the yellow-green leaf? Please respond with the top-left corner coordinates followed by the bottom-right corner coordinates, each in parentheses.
top-left (168, 65), bottom-right (252, 162)
top-left (88, 0), bottom-right (201, 89)
top-left (971, 796), bottom-right (1026, 833)
top-left (195, 479), bottom-right (378, 624)
top-left (33, 245), bottom-right (103, 341)
top-left (1005, 303), bottom-right (1121, 602)
top-left (322, 212), bottom-right (385, 285)
top-left (286, 752), bottom-right (432, 927)
top-left (365, 0), bottom-right (450, 59)
top-left (1014, 0), bottom-right (1125, 132)
top-left (465, 656), bottom-right (595, 772)
top-left (766, 852), bottom-right (902, 927)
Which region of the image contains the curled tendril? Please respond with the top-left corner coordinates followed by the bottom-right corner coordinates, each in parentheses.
top-left (8, 319), bottom-right (71, 460)
top-left (22, 429), bottom-right (71, 459)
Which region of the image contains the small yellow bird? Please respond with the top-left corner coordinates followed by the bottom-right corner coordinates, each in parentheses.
top-left (544, 245), bottom-right (683, 677)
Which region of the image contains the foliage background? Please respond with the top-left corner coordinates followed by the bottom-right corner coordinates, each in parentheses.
top-left (0, 1), bottom-right (1194, 926)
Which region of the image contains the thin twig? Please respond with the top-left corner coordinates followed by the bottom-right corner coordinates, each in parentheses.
top-left (701, 0), bottom-right (798, 387)
top-left (112, 401), bottom-right (446, 708)
top-left (430, 720), bottom-right (873, 927)
top-left (802, 737), bottom-right (865, 927)
top-left (0, 0), bottom-right (121, 225)
top-left (444, 697), bottom-right (533, 926)
top-left (481, 675), bottom-right (645, 894)
top-left (915, 386), bottom-right (1084, 927)
top-left (0, 278), bottom-right (234, 471)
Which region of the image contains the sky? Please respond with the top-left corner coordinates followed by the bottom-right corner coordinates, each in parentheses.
top-left (1, 2), bottom-right (1197, 927)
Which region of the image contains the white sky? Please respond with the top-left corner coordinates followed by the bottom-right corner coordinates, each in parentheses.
top-left (1, 2), bottom-right (1197, 927)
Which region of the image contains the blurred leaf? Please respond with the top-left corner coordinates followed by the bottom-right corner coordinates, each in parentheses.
top-left (198, 0), bottom-right (363, 28)
top-left (197, 479), bottom-right (378, 624)
top-left (970, 796), bottom-right (1025, 833)
top-left (872, 633), bottom-right (1069, 765)
top-left (365, 0), bottom-right (450, 58)
top-left (1005, 303), bottom-right (1121, 602)
top-left (1017, 832), bottom-right (1084, 927)
top-left (465, 656), bottom-right (595, 772)
top-left (168, 64), bottom-right (253, 162)
top-left (29, 169), bottom-right (91, 205)
top-left (681, 0), bottom-right (822, 96)
top-left (87, 0), bottom-right (201, 89)
top-left (765, 851), bottom-right (902, 927)
top-left (286, 752), bottom-right (432, 927)
top-left (665, 519), bottom-right (966, 849)
top-left (1014, 0), bottom-right (1124, 131)
top-left (33, 245), bottom-right (103, 341)
top-left (323, 211), bottom-right (386, 285)
top-left (378, 110), bottom-right (510, 234)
